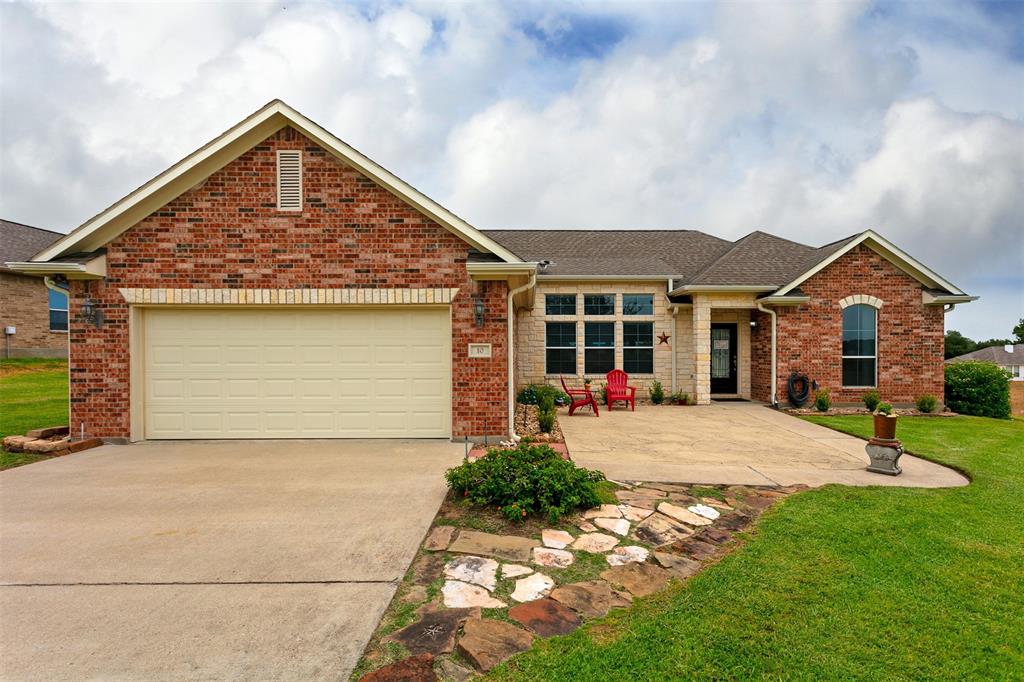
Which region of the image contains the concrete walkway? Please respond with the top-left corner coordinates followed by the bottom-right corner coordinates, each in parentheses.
top-left (0, 439), bottom-right (464, 681)
top-left (561, 402), bottom-right (967, 488)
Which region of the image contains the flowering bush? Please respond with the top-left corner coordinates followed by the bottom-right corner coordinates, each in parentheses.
top-left (445, 442), bottom-right (606, 522)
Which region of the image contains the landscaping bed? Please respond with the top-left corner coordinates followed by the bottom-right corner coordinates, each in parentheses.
top-left (478, 415), bottom-right (1023, 680)
top-left (353, 481), bottom-right (803, 680)
top-left (513, 403), bottom-right (564, 444)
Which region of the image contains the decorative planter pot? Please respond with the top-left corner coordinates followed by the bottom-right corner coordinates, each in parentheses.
top-left (873, 413), bottom-right (898, 440)
top-left (866, 437), bottom-right (904, 476)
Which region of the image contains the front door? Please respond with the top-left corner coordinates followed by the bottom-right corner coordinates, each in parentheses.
top-left (710, 323), bottom-right (737, 394)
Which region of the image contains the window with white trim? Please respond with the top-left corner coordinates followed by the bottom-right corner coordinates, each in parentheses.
top-left (622, 294), bottom-right (653, 315)
top-left (545, 322), bottom-right (576, 374)
top-left (545, 294), bottom-right (576, 315)
top-left (276, 150), bottom-right (303, 211)
top-left (48, 287), bottom-right (68, 332)
top-left (584, 322), bottom-right (615, 374)
top-left (623, 322), bottom-right (653, 373)
top-left (584, 294), bottom-right (615, 316)
top-left (842, 304), bottom-right (876, 387)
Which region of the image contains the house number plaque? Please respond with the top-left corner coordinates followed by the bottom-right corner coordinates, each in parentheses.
top-left (468, 343), bottom-right (492, 358)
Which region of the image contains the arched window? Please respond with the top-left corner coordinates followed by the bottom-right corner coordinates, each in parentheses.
top-left (842, 304), bottom-right (876, 387)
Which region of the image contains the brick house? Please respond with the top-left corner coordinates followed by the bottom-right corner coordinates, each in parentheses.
top-left (5, 101), bottom-right (976, 442)
top-left (0, 219), bottom-right (68, 358)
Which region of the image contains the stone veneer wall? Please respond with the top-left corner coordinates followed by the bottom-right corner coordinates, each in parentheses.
top-left (67, 126), bottom-right (509, 440)
top-left (516, 282), bottom-right (677, 396)
top-left (0, 272), bottom-right (68, 358)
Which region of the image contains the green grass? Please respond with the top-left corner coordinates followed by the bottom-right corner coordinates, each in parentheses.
top-left (0, 359), bottom-right (68, 470)
top-left (488, 415), bottom-right (1024, 680)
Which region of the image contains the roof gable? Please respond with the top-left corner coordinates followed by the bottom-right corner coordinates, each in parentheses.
top-left (32, 100), bottom-right (521, 264)
top-left (773, 230), bottom-right (966, 296)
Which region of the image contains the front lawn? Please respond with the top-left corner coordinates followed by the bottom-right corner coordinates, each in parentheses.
top-left (0, 358), bottom-right (68, 470)
top-left (489, 415), bottom-right (1024, 680)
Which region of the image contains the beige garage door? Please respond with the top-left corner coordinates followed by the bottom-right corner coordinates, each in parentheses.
top-left (143, 307), bottom-right (451, 439)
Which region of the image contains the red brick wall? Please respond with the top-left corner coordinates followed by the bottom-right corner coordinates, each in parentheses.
top-left (0, 272), bottom-right (68, 358)
top-left (68, 127), bottom-right (508, 439)
top-left (771, 245), bottom-right (944, 405)
top-left (750, 309), bottom-right (772, 402)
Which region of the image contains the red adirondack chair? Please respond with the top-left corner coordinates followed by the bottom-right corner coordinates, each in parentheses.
top-left (605, 369), bottom-right (637, 411)
top-left (560, 376), bottom-right (599, 416)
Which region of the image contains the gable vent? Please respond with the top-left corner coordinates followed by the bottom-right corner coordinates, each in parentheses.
top-left (276, 150), bottom-right (303, 211)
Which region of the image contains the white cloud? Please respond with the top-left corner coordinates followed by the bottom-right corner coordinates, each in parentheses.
top-left (0, 0), bottom-right (1020, 337)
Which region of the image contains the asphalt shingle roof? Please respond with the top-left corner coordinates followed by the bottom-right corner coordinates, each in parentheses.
top-left (946, 344), bottom-right (1023, 365)
top-left (0, 219), bottom-right (62, 271)
top-left (481, 230), bottom-right (733, 280)
top-left (483, 228), bottom-right (864, 289)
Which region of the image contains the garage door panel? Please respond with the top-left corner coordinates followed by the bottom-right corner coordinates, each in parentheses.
top-left (143, 308), bottom-right (451, 439)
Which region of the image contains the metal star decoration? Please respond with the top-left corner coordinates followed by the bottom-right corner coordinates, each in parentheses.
top-left (657, 332), bottom-right (671, 345)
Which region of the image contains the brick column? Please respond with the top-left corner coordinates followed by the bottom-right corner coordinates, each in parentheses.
top-left (693, 294), bottom-right (711, 404)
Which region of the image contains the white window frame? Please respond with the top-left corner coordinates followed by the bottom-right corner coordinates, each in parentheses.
top-left (545, 321), bottom-right (577, 375)
top-left (841, 304), bottom-right (878, 388)
top-left (623, 321), bottom-right (654, 374)
top-left (48, 287), bottom-right (69, 333)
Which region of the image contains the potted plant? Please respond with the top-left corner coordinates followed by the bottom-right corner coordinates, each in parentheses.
top-left (873, 402), bottom-right (898, 440)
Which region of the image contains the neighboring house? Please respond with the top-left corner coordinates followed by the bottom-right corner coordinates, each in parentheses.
top-left (5, 101), bottom-right (976, 442)
top-left (946, 344), bottom-right (1024, 380)
top-left (0, 219), bottom-right (68, 358)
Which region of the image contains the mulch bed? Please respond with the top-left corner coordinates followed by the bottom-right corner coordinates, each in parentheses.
top-left (513, 403), bottom-right (565, 444)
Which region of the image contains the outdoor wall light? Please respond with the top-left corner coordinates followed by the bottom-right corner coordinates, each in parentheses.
top-left (474, 295), bottom-right (486, 327)
top-left (749, 320), bottom-right (758, 328)
top-left (81, 292), bottom-right (104, 328)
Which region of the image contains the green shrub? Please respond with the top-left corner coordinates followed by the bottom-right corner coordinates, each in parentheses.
top-left (445, 442), bottom-right (606, 522)
top-left (944, 361), bottom-right (1011, 419)
top-left (915, 394), bottom-right (938, 413)
top-left (862, 390), bottom-right (881, 412)
top-left (649, 381), bottom-right (665, 405)
top-left (537, 407), bottom-right (556, 433)
top-left (517, 383), bottom-right (569, 406)
top-left (876, 401), bottom-right (893, 415)
top-left (814, 388), bottom-right (832, 412)
top-left (598, 384), bottom-right (607, 404)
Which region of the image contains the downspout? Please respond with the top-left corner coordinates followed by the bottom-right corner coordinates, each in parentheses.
top-left (943, 304), bottom-right (956, 314)
top-left (756, 302), bottom-right (778, 408)
top-left (670, 306), bottom-right (679, 394)
top-left (667, 280), bottom-right (676, 394)
top-left (507, 272), bottom-right (537, 439)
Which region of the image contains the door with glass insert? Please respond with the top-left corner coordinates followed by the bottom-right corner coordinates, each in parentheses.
top-left (710, 323), bottom-right (737, 394)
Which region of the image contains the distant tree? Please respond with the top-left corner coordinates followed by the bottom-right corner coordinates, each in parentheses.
top-left (944, 330), bottom-right (976, 359)
top-left (976, 338), bottom-right (1014, 351)
top-left (1014, 318), bottom-right (1024, 344)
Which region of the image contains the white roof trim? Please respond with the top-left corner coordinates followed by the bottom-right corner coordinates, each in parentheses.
top-left (5, 255), bottom-right (106, 280)
top-left (32, 100), bottom-right (521, 264)
top-left (668, 284), bottom-right (777, 296)
top-left (774, 230), bottom-right (966, 297)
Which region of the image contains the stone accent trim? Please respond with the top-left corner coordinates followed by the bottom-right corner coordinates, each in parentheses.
top-left (838, 294), bottom-right (883, 309)
top-left (118, 287), bottom-right (460, 305)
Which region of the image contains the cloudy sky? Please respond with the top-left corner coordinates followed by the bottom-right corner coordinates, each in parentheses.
top-left (1, 0), bottom-right (1021, 338)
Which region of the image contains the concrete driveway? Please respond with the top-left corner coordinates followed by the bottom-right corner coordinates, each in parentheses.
top-left (0, 439), bottom-right (463, 681)
top-left (561, 402), bottom-right (967, 488)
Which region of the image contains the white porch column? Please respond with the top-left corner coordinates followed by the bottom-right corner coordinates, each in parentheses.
top-left (693, 294), bottom-right (711, 404)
